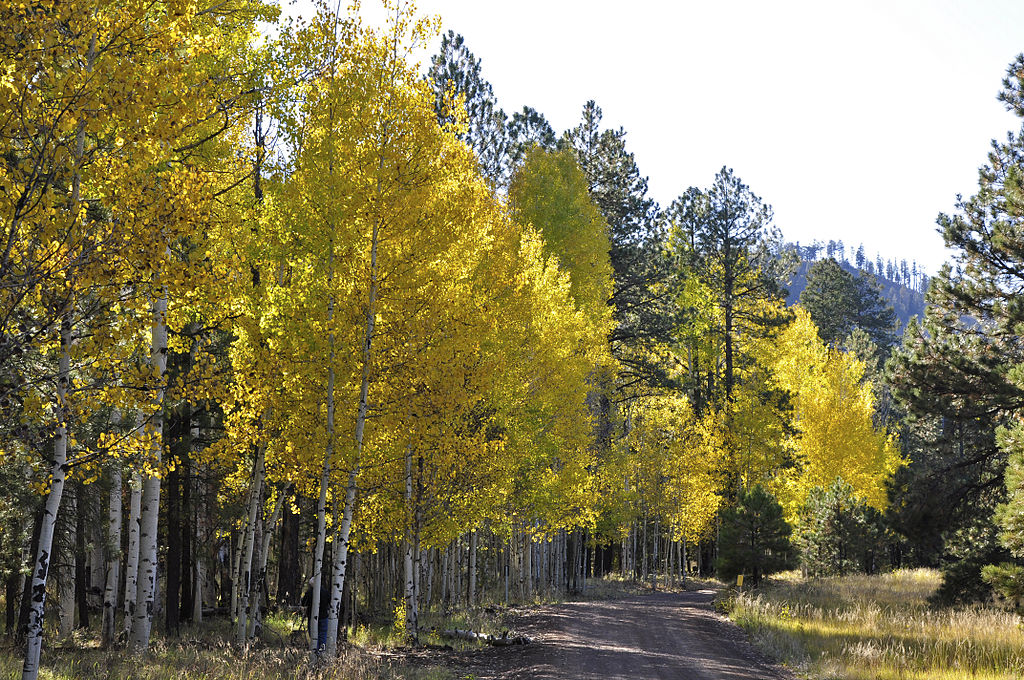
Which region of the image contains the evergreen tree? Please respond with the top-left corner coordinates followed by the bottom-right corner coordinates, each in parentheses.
top-left (560, 101), bottom-right (674, 391)
top-left (888, 54), bottom-right (1024, 601)
top-left (428, 31), bottom-right (510, 184)
top-left (717, 485), bottom-right (792, 585)
top-left (667, 167), bottom-right (788, 405)
top-left (795, 479), bottom-right (886, 577)
top-left (507, 105), bottom-right (556, 169)
top-left (799, 258), bottom-right (897, 350)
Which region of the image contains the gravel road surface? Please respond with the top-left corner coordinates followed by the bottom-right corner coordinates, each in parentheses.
top-left (459, 588), bottom-right (795, 679)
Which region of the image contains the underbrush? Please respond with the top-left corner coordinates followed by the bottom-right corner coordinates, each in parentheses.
top-left (729, 568), bottom-right (1024, 679)
top-left (0, 610), bottom-right (454, 680)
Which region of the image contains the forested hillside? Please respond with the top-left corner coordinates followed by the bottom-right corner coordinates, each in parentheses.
top-left (2, 2), bottom-right (1024, 679)
top-left (784, 243), bottom-right (927, 332)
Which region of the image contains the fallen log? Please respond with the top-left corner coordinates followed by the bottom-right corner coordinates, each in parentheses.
top-left (437, 628), bottom-right (532, 646)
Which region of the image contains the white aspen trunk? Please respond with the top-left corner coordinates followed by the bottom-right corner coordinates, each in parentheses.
top-left (503, 541), bottom-right (509, 604)
top-left (249, 491), bottom-right (283, 640)
top-left (669, 538), bottom-right (676, 589)
top-left (322, 193), bottom-right (379, 657)
top-left (403, 537), bottom-right (415, 641)
top-left (403, 444), bottom-right (417, 643)
top-left (651, 519), bottom-right (659, 591)
top-left (58, 490), bottom-right (75, 639)
top-left (415, 548), bottom-right (424, 622)
top-left (682, 537), bottom-right (688, 590)
top-left (425, 548), bottom-right (433, 607)
top-left (122, 470), bottom-right (142, 641)
top-left (541, 539), bottom-right (549, 594)
top-left (442, 540), bottom-right (450, 606)
top-left (230, 533), bottom-right (242, 622)
top-left (21, 35), bottom-right (94, 671)
top-left (102, 461), bottom-right (122, 646)
top-left (324, 470), bottom-right (356, 658)
top-left (311, 240), bottom-right (339, 661)
top-left (236, 443), bottom-right (266, 646)
top-left (322, 344), bottom-right (342, 658)
top-left (191, 418), bottom-right (204, 625)
top-left (129, 288), bottom-right (168, 652)
top-left (21, 319), bottom-right (72, 680)
top-left (521, 532), bottom-right (530, 601)
top-left (468, 530), bottom-right (477, 608)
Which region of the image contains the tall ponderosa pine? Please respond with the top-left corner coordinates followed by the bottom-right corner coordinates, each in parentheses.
top-left (667, 168), bottom-right (789, 409)
top-left (888, 55), bottom-right (1024, 602)
top-left (560, 101), bottom-right (674, 392)
top-left (428, 31), bottom-right (509, 184)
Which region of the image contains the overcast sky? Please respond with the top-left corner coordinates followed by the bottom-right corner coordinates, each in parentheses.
top-left (284, 0), bottom-right (1024, 272)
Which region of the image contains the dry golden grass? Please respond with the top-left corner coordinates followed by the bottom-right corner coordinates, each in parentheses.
top-left (0, 612), bottom-right (456, 680)
top-left (729, 568), bottom-right (1024, 680)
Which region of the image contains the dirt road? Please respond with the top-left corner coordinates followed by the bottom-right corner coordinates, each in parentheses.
top-left (459, 588), bottom-right (795, 679)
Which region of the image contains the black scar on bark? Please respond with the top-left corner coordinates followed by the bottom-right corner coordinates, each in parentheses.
top-left (34, 550), bottom-right (49, 583)
top-left (31, 582), bottom-right (46, 605)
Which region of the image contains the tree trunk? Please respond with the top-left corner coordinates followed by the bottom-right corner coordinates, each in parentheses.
top-left (129, 286), bottom-right (168, 652)
top-left (469, 530), bottom-right (478, 608)
top-left (236, 443), bottom-right (265, 646)
top-left (249, 490), bottom-right (284, 640)
top-left (191, 421), bottom-right (204, 625)
top-left (403, 444), bottom-right (418, 643)
top-left (122, 469), bottom-right (142, 642)
top-left (325, 470), bottom-right (357, 657)
top-left (21, 320), bottom-right (72, 680)
top-left (102, 459), bottom-right (122, 646)
top-left (277, 486), bottom-right (300, 606)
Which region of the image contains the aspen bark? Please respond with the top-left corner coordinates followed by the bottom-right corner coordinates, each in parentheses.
top-left (682, 537), bottom-right (688, 590)
top-left (325, 470), bottom-right (357, 657)
top-left (58, 490), bottom-right (75, 639)
top-left (468, 530), bottom-right (478, 608)
top-left (129, 288), bottom-right (168, 652)
top-left (249, 491), bottom-right (284, 640)
top-left (236, 444), bottom-right (266, 646)
top-left (20, 30), bottom-right (96, 676)
top-left (321, 196), bottom-right (380, 657)
top-left (403, 444), bottom-right (417, 643)
top-left (102, 461), bottom-right (122, 647)
top-left (122, 469), bottom-right (142, 641)
top-left (520, 532), bottom-right (530, 601)
top-left (21, 320), bottom-right (72, 680)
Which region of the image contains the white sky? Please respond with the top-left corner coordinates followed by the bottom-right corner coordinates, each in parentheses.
top-left (281, 0), bottom-right (1024, 272)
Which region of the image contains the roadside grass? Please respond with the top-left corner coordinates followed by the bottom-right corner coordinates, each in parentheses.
top-left (728, 568), bottom-right (1024, 680)
top-left (0, 610), bottom-right (459, 680)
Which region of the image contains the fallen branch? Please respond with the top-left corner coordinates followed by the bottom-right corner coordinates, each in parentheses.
top-left (437, 628), bottom-right (532, 646)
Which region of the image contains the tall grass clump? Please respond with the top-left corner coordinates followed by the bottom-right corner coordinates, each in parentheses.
top-left (730, 568), bottom-right (1024, 680)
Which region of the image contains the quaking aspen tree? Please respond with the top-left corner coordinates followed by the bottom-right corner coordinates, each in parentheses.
top-left (757, 308), bottom-right (902, 516)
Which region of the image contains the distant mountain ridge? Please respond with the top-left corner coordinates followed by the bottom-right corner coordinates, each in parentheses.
top-left (783, 242), bottom-right (927, 333)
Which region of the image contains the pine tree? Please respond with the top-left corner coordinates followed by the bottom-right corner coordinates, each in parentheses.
top-left (667, 167), bottom-right (788, 406)
top-left (560, 101), bottom-right (674, 391)
top-left (717, 485), bottom-right (792, 586)
top-left (799, 258), bottom-right (897, 349)
top-left (888, 54), bottom-right (1024, 601)
top-left (428, 31), bottom-right (510, 185)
